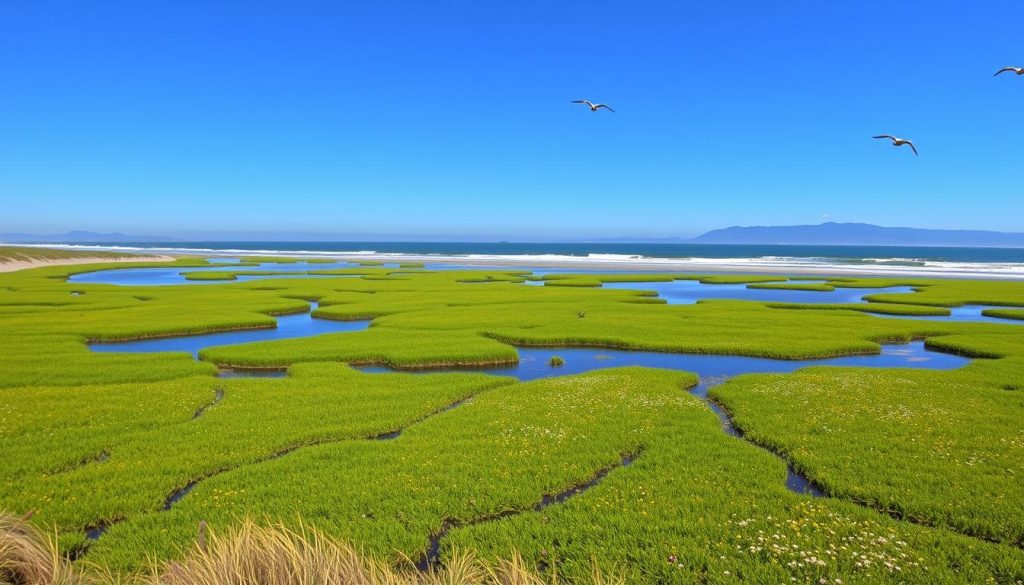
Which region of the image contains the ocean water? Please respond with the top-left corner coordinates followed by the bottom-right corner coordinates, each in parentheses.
top-left (23, 241), bottom-right (1024, 277)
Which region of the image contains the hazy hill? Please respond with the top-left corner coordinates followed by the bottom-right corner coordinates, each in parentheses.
top-left (688, 222), bottom-right (1024, 248)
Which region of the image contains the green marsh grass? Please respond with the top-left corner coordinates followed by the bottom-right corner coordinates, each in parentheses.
top-left (712, 363), bottom-right (1024, 546)
top-left (982, 308), bottom-right (1024, 321)
top-left (86, 368), bottom-right (1024, 582)
top-left (2, 260), bottom-right (1024, 581)
top-left (4, 365), bottom-right (510, 554)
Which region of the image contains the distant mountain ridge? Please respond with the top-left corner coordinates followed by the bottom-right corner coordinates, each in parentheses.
top-left (0, 231), bottom-right (177, 244)
top-left (4, 224), bottom-right (1024, 248)
top-left (688, 222), bottom-right (1024, 248)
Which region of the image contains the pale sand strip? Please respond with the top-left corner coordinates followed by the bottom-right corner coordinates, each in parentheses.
top-left (0, 255), bottom-right (176, 273)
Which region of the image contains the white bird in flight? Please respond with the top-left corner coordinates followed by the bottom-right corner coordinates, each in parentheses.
top-left (994, 66), bottom-right (1024, 77)
top-left (873, 135), bottom-right (918, 156)
top-left (572, 100), bottom-right (615, 113)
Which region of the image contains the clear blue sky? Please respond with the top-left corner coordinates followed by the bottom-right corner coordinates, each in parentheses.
top-left (1, 1), bottom-right (1022, 241)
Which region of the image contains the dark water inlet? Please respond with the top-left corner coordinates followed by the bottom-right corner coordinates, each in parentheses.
top-left (193, 388), bottom-right (224, 419)
top-left (85, 521), bottom-right (114, 540)
top-left (163, 482), bottom-right (198, 510)
top-left (691, 379), bottom-right (824, 497)
top-left (159, 396), bottom-right (474, 513)
top-left (370, 397), bottom-right (472, 441)
top-left (416, 451), bottom-right (639, 571)
top-left (217, 368), bottom-right (287, 378)
top-left (49, 450), bottom-right (110, 475)
top-left (65, 519), bottom-right (119, 561)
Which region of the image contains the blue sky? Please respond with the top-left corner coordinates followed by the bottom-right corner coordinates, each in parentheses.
top-left (1, 1), bottom-right (1022, 241)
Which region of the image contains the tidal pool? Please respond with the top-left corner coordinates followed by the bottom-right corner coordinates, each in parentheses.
top-left (88, 303), bottom-right (369, 358)
top-left (596, 279), bottom-right (1023, 324)
top-left (871, 304), bottom-right (1024, 325)
top-left (600, 279), bottom-right (916, 305)
top-left (357, 341), bottom-right (968, 382)
top-left (69, 260), bottom-right (391, 286)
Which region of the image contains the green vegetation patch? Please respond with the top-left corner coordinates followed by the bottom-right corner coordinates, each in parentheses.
top-left (982, 308), bottom-right (1024, 321)
top-left (712, 363), bottom-right (1024, 546)
top-left (3, 261), bottom-right (1024, 581)
top-left (5, 364), bottom-right (510, 554)
top-left (767, 301), bottom-right (953, 316)
top-left (86, 368), bottom-right (1024, 583)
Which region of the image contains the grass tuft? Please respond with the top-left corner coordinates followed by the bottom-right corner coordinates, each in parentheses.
top-left (0, 513), bottom-right (622, 585)
top-left (0, 512), bottom-right (88, 585)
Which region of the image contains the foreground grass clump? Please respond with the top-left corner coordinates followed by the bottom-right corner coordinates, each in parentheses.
top-left (0, 513), bottom-right (621, 585)
top-left (0, 512), bottom-right (90, 585)
top-left (141, 519), bottom-right (623, 585)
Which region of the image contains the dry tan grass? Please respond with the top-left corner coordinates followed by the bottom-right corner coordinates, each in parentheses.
top-left (0, 512), bottom-right (90, 585)
top-left (0, 514), bottom-right (623, 585)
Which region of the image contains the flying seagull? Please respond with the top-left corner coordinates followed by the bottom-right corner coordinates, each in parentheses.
top-left (873, 135), bottom-right (918, 156)
top-left (994, 66), bottom-right (1024, 77)
top-left (572, 100), bottom-right (615, 112)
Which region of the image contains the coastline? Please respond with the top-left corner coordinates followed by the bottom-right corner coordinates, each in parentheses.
top-left (333, 254), bottom-right (1024, 279)
top-left (0, 255), bottom-right (175, 273)
top-left (8, 243), bottom-right (1024, 279)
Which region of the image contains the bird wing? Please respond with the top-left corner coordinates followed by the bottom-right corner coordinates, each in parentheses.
top-left (994, 67), bottom-right (1015, 76)
top-left (872, 135), bottom-right (896, 141)
top-left (907, 142), bottom-right (918, 156)
top-left (571, 100), bottom-right (594, 107)
top-left (595, 104), bottom-right (615, 112)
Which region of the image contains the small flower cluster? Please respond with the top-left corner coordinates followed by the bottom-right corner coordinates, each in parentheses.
top-left (726, 503), bottom-right (928, 581)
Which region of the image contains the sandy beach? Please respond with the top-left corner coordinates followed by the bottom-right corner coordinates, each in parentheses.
top-left (0, 255), bottom-right (175, 273)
